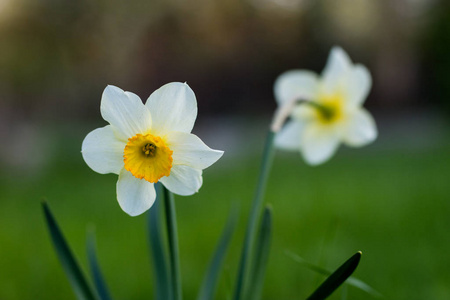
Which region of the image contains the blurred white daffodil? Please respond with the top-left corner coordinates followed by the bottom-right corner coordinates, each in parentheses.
top-left (82, 82), bottom-right (223, 216)
top-left (273, 47), bottom-right (377, 165)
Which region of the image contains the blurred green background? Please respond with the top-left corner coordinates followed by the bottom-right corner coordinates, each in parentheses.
top-left (1, 0), bottom-right (450, 299)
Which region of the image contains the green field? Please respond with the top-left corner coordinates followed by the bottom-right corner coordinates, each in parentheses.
top-left (1, 123), bottom-right (450, 300)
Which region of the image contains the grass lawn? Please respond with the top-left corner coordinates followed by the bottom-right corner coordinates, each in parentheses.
top-left (1, 122), bottom-right (449, 300)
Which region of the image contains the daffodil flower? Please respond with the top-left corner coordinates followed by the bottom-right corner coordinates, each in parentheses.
top-left (82, 83), bottom-right (224, 216)
top-left (273, 47), bottom-right (377, 165)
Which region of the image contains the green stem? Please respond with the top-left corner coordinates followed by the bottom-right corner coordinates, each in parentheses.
top-left (234, 131), bottom-right (276, 300)
top-left (163, 187), bottom-right (182, 300)
top-left (148, 183), bottom-right (172, 300)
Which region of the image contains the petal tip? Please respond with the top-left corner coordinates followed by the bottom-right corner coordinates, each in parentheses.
top-left (215, 149), bottom-right (225, 158)
top-left (303, 155), bottom-right (329, 166)
top-left (330, 45), bottom-right (344, 53)
top-left (330, 45), bottom-right (347, 57)
top-left (328, 46), bottom-right (352, 66)
top-left (104, 84), bottom-right (122, 92)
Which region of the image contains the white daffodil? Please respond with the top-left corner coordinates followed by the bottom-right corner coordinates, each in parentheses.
top-left (82, 82), bottom-right (224, 216)
top-left (273, 47), bottom-right (377, 165)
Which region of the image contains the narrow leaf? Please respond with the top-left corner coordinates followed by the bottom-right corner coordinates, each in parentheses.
top-left (285, 251), bottom-right (382, 297)
top-left (42, 201), bottom-right (99, 300)
top-left (248, 205), bottom-right (273, 300)
top-left (306, 252), bottom-right (362, 300)
top-left (234, 131), bottom-right (276, 300)
top-left (148, 183), bottom-right (173, 300)
top-left (341, 284), bottom-right (348, 300)
top-left (87, 230), bottom-right (113, 300)
top-left (197, 206), bottom-right (239, 300)
top-left (345, 278), bottom-right (383, 298)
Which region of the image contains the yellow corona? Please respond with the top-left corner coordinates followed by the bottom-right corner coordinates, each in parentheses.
top-left (123, 133), bottom-right (173, 183)
top-left (315, 95), bottom-right (343, 124)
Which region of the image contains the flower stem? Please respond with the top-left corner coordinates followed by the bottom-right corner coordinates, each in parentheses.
top-left (234, 130), bottom-right (276, 300)
top-left (148, 183), bottom-right (172, 300)
top-left (163, 186), bottom-right (182, 300)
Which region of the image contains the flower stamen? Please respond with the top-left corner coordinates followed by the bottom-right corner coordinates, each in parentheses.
top-left (143, 143), bottom-right (156, 156)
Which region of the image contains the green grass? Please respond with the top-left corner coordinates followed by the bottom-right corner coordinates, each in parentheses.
top-left (1, 127), bottom-right (450, 300)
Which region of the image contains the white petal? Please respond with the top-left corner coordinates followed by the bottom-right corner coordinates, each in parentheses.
top-left (300, 123), bottom-right (340, 165)
top-left (274, 120), bottom-right (303, 151)
top-left (100, 85), bottom-right (152, 140)
top-left (159, 165), bottom-right (202, 196)
top-left (342, 108), bottom-right (377, 147)
top-left (165, 132), bottom-right (224, 169)
top-left (274, 70), bottom-right (319, 105)
top-left (125, 91), bottom-right (144, 106)
top-left (81, 125), bottom-right (125, 175)
top-left (346, 64), bottom-right (372, 107)
top-left (117, 169), bottom-right (156, 216)
top-left (145, 82), bottom-right (197, 136)
top-left (321, 47), bottom-right (353, 96)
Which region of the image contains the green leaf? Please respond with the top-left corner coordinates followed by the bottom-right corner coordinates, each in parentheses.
top-left (234, 131), bottom-right (276, 300)
top-left (285, 251), bottom-right (382, 298)
top-left (340, 284), bottom-right (348, 300)
top-left (345, 277), bottom-right (382, 298)
top-left (197, 206), bottom-right (239, 300)
top-left (42, 201), bottom-right (99, 300)
top-left (86, 230), bottom-right (113, 300)
top-left (306, 252), bottom-right (362, 300)
top-left (248, 205), bottom-right (272, 300)
top-left (148, 183), bottom-right (173, 300)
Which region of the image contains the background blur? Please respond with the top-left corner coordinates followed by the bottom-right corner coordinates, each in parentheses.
top-left (1, 0), bottom-right (450, 299)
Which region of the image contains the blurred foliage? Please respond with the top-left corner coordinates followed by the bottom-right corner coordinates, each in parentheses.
top-left (1, 126), bottom-right (450, 299)
top-left (422, 2), bottom-right (450, 114)
top-left (0, 0), bottom-right (447, 119)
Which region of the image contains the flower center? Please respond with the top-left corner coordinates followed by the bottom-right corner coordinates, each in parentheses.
top-left (123, 133), bottom-right (173, 183)
top-left (142, 143), bottom-right (156, 156)
top-left (309, 96), bottom-right (343, 124)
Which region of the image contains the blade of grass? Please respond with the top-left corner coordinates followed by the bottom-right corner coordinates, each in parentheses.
top-left (197, 206), bottom-right (239, 300)
top-left (234, 131), bottom-right (275, 300)
top-left (248, 205), bottom-right (273, 300)
top-left (285, 250), bottom-right (330, 275)
top-left (285, 250), bottom-right (382, 297)
top-left (306, 252), bottom-right (362, 300)
top-left (341, 284), bottom-right (348, 300)
top-left (345, 278), bottom-right (382, 298)
top-left (148, 182), bottom-right (173, 300)
top-left (42, 201), bottom-right (99, 300)
top-left (86, 230), bottom-right (113, 300)
top-left (164, 186), bottom-right (182, 300)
